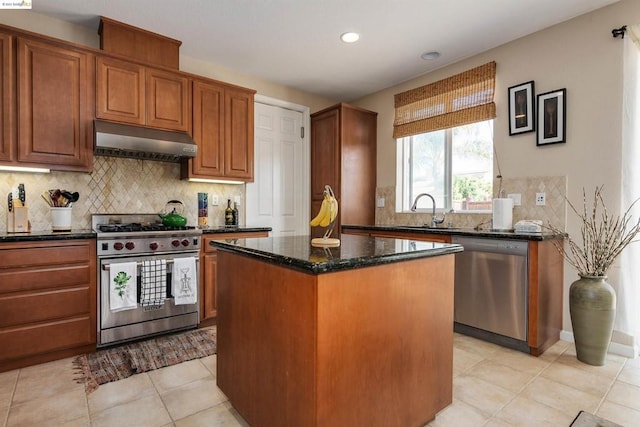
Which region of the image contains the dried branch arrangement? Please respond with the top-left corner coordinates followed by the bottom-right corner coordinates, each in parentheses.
top-left (547, 186), bottom-right (640, 277)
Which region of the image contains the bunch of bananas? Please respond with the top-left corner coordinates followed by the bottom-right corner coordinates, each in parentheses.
top-left (310, 188), bottom-right (338, 227)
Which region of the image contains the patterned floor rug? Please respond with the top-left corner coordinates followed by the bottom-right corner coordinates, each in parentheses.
top-left (73, 327), bottom-right (216, 393)
top-left (570, 410), bottom-right (622, 427)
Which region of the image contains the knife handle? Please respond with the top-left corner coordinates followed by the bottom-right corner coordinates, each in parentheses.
top-left (7, 192), bottom-right (12, 212)
top-left (18, 183), bottom-right (25, 206)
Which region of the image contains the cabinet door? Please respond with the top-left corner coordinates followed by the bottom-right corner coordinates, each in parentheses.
top-left (146, 67), bottom-right (191, 132)
top-left (310, 107), bottom-right (340, 200)
top-left (202, 252), bottom-right (217, 320)
top-left (188, 79), bottom-right (224, 177)
top-left (0, 32), bottom-right (13, 162)
top-left (17, 38), bottom-right (93, 171)
top-left (96, 56), bottom-right (145, 125)
top-left (224, 87), bottom-right (254, 180)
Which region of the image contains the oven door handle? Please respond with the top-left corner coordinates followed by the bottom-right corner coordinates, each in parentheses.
top-left (101, 259), bottom-right (199, 271)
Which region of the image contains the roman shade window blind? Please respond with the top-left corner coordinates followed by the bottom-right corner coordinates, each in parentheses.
top-left (393, 61), bottom-right (496, 138)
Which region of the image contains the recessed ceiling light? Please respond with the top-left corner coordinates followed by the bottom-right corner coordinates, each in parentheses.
top-left (340, 32), bottom-right (360, 43)
top-left (421, 51), bottom-right (441, 60)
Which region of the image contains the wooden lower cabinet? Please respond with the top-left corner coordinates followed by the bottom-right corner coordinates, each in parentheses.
top-left (0, 239), bottom-right (97, 372)
top-left (200, 232), bottom-right (268, 325)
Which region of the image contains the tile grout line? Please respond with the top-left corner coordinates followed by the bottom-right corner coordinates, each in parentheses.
top-left (593, 357), bottom-right (629, 415)
top-left (482, 350), bottom-right (558, 426)
top-left (2, 369), bottom-right (20, 427)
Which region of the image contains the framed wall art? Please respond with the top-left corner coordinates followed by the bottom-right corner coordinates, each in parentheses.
top-left (508, 80), bottom-right (535, 135)
top-left (536, 88), bottom-right (566, 146)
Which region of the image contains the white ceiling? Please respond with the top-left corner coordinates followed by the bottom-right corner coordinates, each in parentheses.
top-left (33, 0), bottom-right (620, 102)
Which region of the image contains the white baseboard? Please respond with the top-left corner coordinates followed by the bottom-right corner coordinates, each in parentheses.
top-left (560, 329), bottom-right (639, 359)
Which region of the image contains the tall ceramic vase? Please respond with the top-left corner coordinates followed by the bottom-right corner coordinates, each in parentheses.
top-left (569, 275), bottom-right (616, 366)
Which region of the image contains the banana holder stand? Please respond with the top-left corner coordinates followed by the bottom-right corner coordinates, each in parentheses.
top-left (311, 185), bottom-right (340, 247)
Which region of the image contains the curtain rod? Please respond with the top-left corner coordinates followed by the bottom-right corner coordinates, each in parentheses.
top-left (612, 25), bottom-right (627, 39)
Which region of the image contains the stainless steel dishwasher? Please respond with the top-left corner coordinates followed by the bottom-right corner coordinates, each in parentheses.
top-left (451, 236), bottom-right (529, 352)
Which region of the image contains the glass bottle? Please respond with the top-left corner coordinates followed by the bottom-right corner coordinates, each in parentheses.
top-left (232, 202), bottom-right (239, 226)
top-left (225, 199), bottom-right (234, 226)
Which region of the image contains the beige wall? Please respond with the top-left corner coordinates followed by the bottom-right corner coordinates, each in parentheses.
top-left (353, 0), bottom-right (640, 346)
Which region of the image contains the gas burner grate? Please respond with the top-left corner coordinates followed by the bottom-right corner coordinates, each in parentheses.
top-left (98, 223), bottom-right (197, 233)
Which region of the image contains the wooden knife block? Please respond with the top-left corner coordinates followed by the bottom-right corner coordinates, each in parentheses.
top-left (7, 206), bottom-right (30, 233)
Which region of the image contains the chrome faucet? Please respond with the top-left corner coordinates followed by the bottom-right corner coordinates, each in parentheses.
top-left (410, 193), bottom-right (446, 227)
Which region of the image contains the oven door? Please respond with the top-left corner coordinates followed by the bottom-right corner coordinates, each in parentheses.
top-left (98, 252), bottom-right (199, 332)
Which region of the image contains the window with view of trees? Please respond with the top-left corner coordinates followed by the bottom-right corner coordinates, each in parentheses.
top-left (393, 62), bottom-right (496, 213)
top-left (398, 120), bottom-right (493, 212)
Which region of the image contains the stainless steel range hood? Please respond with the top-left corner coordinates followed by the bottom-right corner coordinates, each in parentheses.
top-left (94, 120), bottom-right (197, 162)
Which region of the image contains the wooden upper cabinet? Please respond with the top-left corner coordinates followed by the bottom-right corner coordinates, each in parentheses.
top-left (96, 56), bottom-right (145, 125)
top-left (146, 67), bottom-right (190, 132)
top-left (96, 56), bottom-right (190, 132)
top-left (17, 38), bottom-right (94, 172)
top-left (310, 107), bottom-right (340, 201)
top-left (182, 79), bottom-right (255, 181)
top-left (0, 32), bottom-right (13, 163)
top-left (224, 86), bottom-right (254, 180)
top-left (189, 79), bottom-right (224, 177)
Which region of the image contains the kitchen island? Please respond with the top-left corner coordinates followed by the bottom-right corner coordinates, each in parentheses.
top-left (211, 234), bottom-right (462, 427)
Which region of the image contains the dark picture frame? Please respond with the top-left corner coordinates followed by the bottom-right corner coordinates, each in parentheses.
top-left (508, 80), bottom-right (535, 135)
top-left (536, 88), bottom-right (566, 146)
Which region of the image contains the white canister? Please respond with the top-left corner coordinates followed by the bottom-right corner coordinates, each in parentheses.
top-left (492, 198), bottom-right (514, 230)
top-left (51, 207), bottom-right (72, 231)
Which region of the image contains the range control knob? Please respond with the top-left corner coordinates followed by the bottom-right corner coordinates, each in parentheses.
top-left (149, 242), bottom-right (159, 251)
top-left (181, 239), bottom-right (190, 247)
top-left (113, 242), bottom-right (124, 251)
top-left (172, 239), bottom-right (180, 247)
top-left (125, 241), bottom-right (135, 250)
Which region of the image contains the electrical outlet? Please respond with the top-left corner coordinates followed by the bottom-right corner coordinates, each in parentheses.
top-left (234, 196), bottom-right (241, 205)
top-left (376, 197), bottom-right (385, 208)
top-left (507, 193), bottom-right (521, 206)
top-left (211, 195), bottom-right (219, 206)
top-left (536, 192), bottom-right (546, 206)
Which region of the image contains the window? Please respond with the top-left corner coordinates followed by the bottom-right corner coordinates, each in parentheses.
top-left (399, 120), bottom-right (493, 212)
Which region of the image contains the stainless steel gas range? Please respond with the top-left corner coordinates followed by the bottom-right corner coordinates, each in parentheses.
top-left (93, 213), bottom-right (202, 347)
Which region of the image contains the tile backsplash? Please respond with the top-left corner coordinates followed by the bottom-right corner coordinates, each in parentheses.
top-left (0, 156), bottom-right (245, 233)
top-left (375, 176), bottom-right (567, 230)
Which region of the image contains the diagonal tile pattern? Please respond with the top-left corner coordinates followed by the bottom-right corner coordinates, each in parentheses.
top-left (0, 330), bottom-right (638, 427)
top-left (0, 156), bottom-right (246, 233)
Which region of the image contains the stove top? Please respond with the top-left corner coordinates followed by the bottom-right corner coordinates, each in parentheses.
top-left (98, 223), bottom-right (197, 233)
top-left (93, 214), bottom-right (202, 256)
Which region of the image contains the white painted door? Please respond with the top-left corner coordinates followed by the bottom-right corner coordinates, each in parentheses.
top-left (246, 101), bottom-right (308, 236)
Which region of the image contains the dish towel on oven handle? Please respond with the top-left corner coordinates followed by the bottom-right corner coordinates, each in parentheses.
top-left (172, 257), bottom-right (197, 305)
top-left (141, 259), bottom-right (167, 309)
top-left (109, 261), bottom-right (138, 312)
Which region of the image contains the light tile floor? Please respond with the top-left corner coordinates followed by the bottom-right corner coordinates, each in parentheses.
top-left (1, 333), bottom-right (639, 427)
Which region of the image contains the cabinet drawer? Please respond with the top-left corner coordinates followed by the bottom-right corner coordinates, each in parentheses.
top-left (0, 265), bottom-right (91, 293)
top-left (0, 316), bottom-right (94, 361)
top-left (0, 244), bottom-right (91, 268)
top-left (0, 286), bottom-right (91, 327)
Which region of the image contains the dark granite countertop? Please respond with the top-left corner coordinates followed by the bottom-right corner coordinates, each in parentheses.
top-left (0, 229), bottom-right (96, 242)
top-left (342, 224), bottom-right (565, 241)
top-left (210, 234), bottom-right (462, 274)
top-left (201, 226), bottom-right (272, 234)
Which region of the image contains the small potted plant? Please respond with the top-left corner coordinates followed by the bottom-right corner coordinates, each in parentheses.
top-left (548, 186), bottom-right (640, 365)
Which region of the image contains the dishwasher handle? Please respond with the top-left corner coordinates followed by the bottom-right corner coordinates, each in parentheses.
top-left (451, 237), bottom-right (528, 256)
